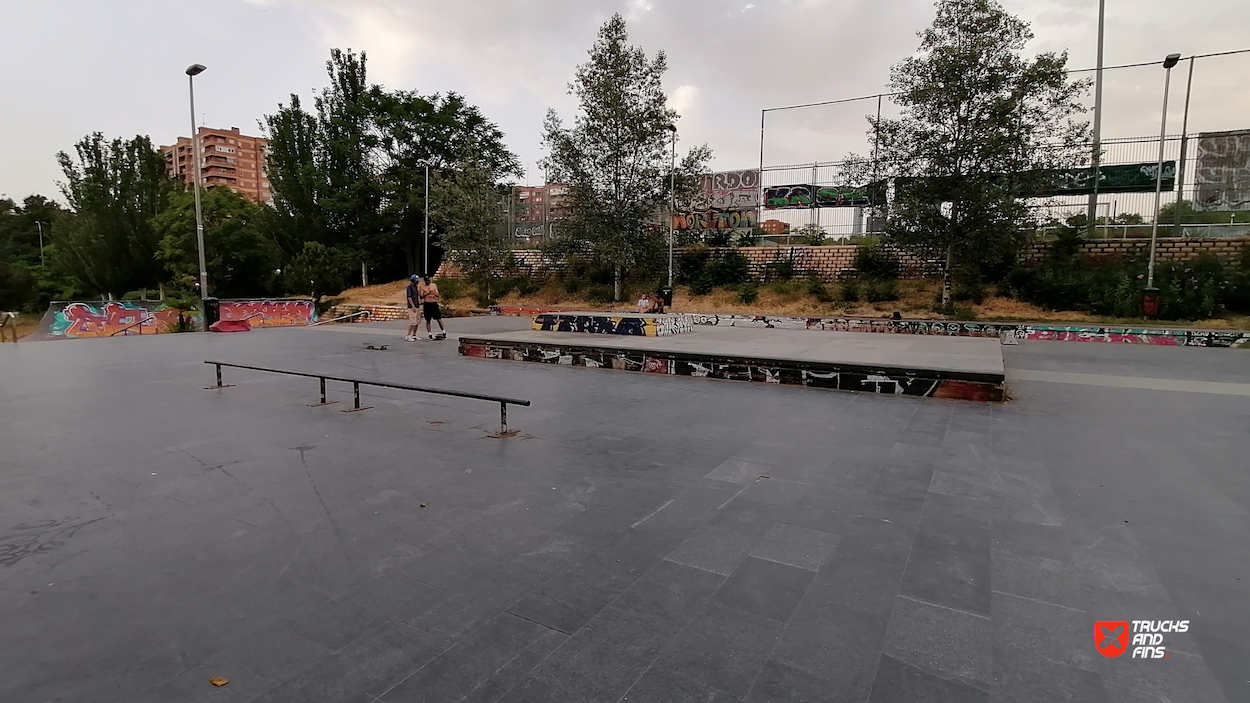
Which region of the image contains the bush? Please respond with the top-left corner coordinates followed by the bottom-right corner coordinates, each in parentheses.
top-left (952, 279), bottom-right (987, 305)
top-left (855, 242), bottom-right (901, 280)
top-left (586, 284), bottom-right (615, 305)
top-left (707, 251), bottom-right (751, 287)
top-left (737, 229), bottom-right (763, 247)
top-left (864, 279), bottom-right (900, 303)
top-left (767, 280), bottom-right (802, 302)
top-left (677, 247), bottom-right (711, 283)
top-left (1008, 251), bottom-right (1239, 321)
top-left (765, 257), bottom-right (796, 281)
top-left (436, 278), bottom-right (465, 300)
top-left (738, 283), bottom-right (759, 304)
top-left (839, 278), bottom-right (860, 303)
top-left (805, 273), bottom-right (834, 302)
top-left (689, 272), bottom-right (714, 296)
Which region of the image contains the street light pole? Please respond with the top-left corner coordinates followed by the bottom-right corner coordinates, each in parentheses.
top-left (423, 161), bottom-right (430, 277)
top-left (667, 124), bottom-right (677, 291)
top-left (1145, 53), bottom-right (1182, 314)
top-left (1086, 0), bottom-right (1106, 236)
top-left (186, 64), bottom-right (209, 297)
top-left (35, 221), bottom-right (46, 267)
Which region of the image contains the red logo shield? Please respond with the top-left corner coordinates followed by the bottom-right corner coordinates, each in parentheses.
top-left (1095, 621), bottom-right (1129, 658)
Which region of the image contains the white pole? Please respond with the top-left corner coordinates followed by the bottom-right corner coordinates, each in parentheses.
top-left (423, 162), bottom-right (430, 277)
top-left (1086, 0), bottom-right (1105, 235)
top-left (1147, 60), bottom-right (1177, 289)
top-left (188, 71), bottom-right (209, 297)
top-left (36, 221), bottom-right (45, 267)
top-left (668, 127), bottom-right (676, 289)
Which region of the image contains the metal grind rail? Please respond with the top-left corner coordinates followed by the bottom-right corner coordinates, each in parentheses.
top-left (204, 360), bottom-right (530, 434)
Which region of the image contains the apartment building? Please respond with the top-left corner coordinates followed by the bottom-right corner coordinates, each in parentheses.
top-left (160, 127), bottom-right (273, 204)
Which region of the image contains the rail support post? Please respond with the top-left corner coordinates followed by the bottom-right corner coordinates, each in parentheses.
top-left (500, 402), bottom-right (508, 434)
top-left (307, 376), bottom-right (338, 407)
top-left (341, 380), bottom-right (371, 413)
top-left (204, 362), bottom-right (234, 390)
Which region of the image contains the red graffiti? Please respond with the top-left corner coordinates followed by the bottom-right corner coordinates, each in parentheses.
top-left (218, 300), bottom-right (315, 328)
top-left (57, 302), bottom-right (181, 338)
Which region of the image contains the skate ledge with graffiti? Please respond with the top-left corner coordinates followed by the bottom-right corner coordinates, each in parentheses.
top-left (218, 299), bottom-right (316, 328)
top-left (26, 301), bottom-right (194, 340)
top-left (533, 312), bottom-right (695, 337)
top-left (686, 313), bottom-right (1250, 348)
top-left (460, 337), bottom-right (1004, 402)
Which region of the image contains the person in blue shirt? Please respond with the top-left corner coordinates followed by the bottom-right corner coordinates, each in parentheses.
top-left (405, 275), bottom-right (421, 341)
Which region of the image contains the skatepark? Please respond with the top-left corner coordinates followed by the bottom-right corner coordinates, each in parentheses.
top-left (2, 314), bottom-right (1248, 702)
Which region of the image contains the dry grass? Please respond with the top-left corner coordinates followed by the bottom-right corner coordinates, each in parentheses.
top-left (335, 276), bottom-right (1250, 329)
top-left (5, 313), bottom-right (43, 341)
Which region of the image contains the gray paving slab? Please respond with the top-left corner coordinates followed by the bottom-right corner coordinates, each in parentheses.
top-left (1, 317), bottom-right (1247, 702)
top-left (462, 324), bottom-right (1006, 377)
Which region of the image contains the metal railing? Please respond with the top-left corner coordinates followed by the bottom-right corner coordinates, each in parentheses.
top-left (110, 316), bottom-right (155, 336)
top-left (203, 360), bottom-right (530, 434)
top-left (309, 310), bottom-right (371, 326)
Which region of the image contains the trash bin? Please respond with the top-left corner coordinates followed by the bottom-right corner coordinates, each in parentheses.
top-left (660, 287), bottom-right (674, 307)
top-left (202, 297), bottom-right (220, 327)
top-left (1141, 287), bottom-right (1160, 318)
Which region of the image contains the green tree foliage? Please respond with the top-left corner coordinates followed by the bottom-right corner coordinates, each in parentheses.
top-left (865, 0), bottom-right (1090, 305)
top-left (154, 187), bottom-right (282, 298)
top-left (285, 241), bottom-right (354, 304)
top-left (54, 133), bottom-right (177, 297)
top-left (0, 195), bottom-right (73, 311)
top-left (431, 168), bottom-right (514, 285)
top-left (264, 49), bottom-right (520, 280)
top-left (541, 14), bottom-right (711, 300)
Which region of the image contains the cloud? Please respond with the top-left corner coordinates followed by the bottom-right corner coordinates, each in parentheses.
top-left (3, 0), bottom-right (1250, 201)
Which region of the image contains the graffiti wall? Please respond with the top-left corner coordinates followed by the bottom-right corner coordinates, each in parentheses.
top-left (689, 313), bottom-right (1250, 347)
top-left (1194, 130), bottom-right (1250, 211)
top-left (460, 338), bottom-right (1003, 402)
top-left (676, 169), bottom-right (760, 234)
top-left (764, 183), bottom-right (879, 209)
top-left (31, 301), bottom-right (188, 340)
top-left (218, 299), bottom-right (316, 328)
top-left (533, 313), bottom-right (694, 337)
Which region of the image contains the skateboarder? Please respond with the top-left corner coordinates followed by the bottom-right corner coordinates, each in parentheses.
top-left (405, 275), bottom-right (422, 342)
top-left (418, 276), bottom-right (446, 340)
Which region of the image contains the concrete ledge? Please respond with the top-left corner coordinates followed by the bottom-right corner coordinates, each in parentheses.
top-left (459, 327), bottom-right (1005, 402)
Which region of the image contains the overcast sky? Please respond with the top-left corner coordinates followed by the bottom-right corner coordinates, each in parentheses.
top-left (3, 0), bottom-right (1248, 203)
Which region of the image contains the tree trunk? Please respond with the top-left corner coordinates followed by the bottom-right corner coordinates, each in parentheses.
top-left (614, 266), bottom-right (622, 302)
top-left (941, 244), bottom-right (953, 308)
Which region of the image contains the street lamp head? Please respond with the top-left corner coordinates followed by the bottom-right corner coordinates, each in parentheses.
top-left (186, 64), bottom-right (207, 76)
top-left (666, 124), bottom-right (678, 133)
top-left (1162, 54), bottom-right (1181, 69)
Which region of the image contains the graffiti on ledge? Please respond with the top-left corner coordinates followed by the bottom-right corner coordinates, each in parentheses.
top-left (219, 300), bottom-right (316, 328)
top-left (533, 313), bottom-right (694, 337)
top-left (460, 340), bottom-right (1002, 402)
top-left (47, 301), bottom-right (183, 339)
top-left (688, 314), bottom-right (1250, 348)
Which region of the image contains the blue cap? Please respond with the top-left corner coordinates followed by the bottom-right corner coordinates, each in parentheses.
top-left (410, 275), bottom-right (420, 282)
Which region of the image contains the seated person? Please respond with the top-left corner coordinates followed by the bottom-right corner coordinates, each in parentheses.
top-left (650, 293), bottom-right (666, 314)
top-left (637, 293), bottom-right (651, 313)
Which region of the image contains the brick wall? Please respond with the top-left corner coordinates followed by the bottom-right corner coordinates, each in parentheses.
top-left (436, 245), bottom-right (940, 282)
top-left (1022, 237), bottom-right (1248, 266)
top-left (434, 237), bottom-right (1249, 282)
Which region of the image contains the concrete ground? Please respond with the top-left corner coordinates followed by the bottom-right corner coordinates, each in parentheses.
top-left (1, 317), bottom-right (1248, 703)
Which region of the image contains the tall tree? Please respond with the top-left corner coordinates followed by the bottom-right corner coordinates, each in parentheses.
top-left (154, 187), bottom-right (282, 298)
top-left (430, 167), bottom-right (513, 286)
top-left (0, 195), bottom-right (72, 312)
top-left (542, 13), bottom-right (711, 300)
top-left (55, 133), bottom-right (177, 297)
top-left (867, 0), bottom-right (1089, 305)
top-left (263, 49), bottom-right (520, 281)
